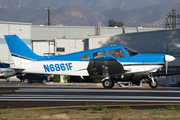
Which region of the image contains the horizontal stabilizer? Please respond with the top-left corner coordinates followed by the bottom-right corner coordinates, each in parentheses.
top-left (8, 67), bottom-right (25, 73)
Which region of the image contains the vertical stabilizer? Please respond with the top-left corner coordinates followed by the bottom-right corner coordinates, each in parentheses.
top-left (4, 35), bottom-right (44, 65)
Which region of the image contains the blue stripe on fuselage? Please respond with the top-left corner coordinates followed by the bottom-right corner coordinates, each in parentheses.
top-left (38, 45), bottom-right (165, 65)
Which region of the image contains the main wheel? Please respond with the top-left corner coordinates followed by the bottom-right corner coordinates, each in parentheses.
top-left (149, 78), bottom-right (159, 89)
top-left (23, 79), bottom-right (29, 84)
top-left (102, 79), bottom-right (114, 89)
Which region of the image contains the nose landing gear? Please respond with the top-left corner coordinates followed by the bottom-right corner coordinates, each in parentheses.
top-left (148, 73), bottom-right (159, 89)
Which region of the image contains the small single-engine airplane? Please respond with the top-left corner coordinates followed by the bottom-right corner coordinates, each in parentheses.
top-left (4, 35), bottom-right (175, 89)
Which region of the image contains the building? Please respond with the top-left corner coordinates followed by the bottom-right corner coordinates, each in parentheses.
top-left (0, 21), bottom-right (31, 65)
top-left (31, 25), bottom-right (164, 55)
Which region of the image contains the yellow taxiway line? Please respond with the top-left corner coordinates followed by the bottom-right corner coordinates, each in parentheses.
top-left (3, 103), bottom-right (180, 110)
top-left (0, 91), bottom-right (13, 93)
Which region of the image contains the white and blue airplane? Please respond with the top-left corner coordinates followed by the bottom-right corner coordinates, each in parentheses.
top-left (4, 35), bottom-right (175, 89)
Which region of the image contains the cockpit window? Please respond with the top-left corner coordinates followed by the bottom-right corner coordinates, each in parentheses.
top-left (124, 47), bottom-right (139, 56)
top-left (80, 54), bottom-right (89, 60)
top-left (93, 51), bottom-right (105, 58)
top-left (108, 49), bottom-right (125, 58)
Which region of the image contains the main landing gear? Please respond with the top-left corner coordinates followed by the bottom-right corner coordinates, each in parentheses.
top-left (148, 73), bottom-right (159, 89)
top-left (101, 73), bottom-right (159, 89)
top-left (102, 79), bottom-right (114, 89)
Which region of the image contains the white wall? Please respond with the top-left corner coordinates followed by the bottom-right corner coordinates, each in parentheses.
top-left (55, 39), bottom-right (85, 55)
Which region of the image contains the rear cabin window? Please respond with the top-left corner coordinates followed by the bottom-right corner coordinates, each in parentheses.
top-left (108, 49), bottom-right (125, 58)
top-left (124, 47), bottom-right (139, 57)
top-left (93, 51), bottom-right (105, 58)
top-left (80, 54), bottom-right (89, 60)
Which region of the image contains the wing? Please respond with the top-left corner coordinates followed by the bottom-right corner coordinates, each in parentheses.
top-left (87, 57), bottom-right (129, 76)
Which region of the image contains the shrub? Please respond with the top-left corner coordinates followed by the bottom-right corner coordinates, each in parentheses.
top-left (90, 76), bottom-right (104, 83)
top-left (93, 105), bottom-right (107, 111)
top-left (50, 75), bottom-right (60, 82)
top-left (77, 105), bottom-right (90, 110)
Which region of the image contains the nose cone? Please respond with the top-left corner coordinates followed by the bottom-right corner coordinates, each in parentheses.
top-left (165, 55), bottom-right (175, 62)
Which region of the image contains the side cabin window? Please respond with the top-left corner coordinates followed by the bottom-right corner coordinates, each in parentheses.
top-left (108, 49), bottom-right (125, 58)
top-left (93, 51), bottom-right (105, 58)
top-left (80, 54), bottom-right (89, 60)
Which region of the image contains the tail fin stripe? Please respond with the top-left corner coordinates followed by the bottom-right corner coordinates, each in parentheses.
top-left (11, 53), bottom-right (36, 61)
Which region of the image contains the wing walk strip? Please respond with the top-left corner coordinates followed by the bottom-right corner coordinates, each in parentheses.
top-left (2, 103), bottom-right (180, 110)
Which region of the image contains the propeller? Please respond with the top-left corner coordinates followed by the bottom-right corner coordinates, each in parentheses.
top-left (164, 55), bottom-right (175, 74)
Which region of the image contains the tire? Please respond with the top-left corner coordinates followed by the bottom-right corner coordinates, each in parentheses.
top-left (42, 79), bottom-right (47, 84)
top-left (102, 79), bottom-right (114, 89)
top-left (23, 79), bottom-right (29, 84)
top-left (149, 78), bottom-right (159, 89)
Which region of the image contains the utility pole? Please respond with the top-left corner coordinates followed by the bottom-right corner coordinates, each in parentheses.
top-left (44, 7), bottom-right (51, 26)
top-left (172, 9), bottom-right (176, 29)
top-left (165, 9), bottom-right (180, 29)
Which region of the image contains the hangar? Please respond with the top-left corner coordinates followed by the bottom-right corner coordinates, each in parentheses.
top-left (0, 21), bottom-right (179, 86)
top-left (31, 25), bottom-right (164, 56)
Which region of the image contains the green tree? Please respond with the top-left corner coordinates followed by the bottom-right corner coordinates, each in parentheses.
top-left (108, 19), bottom-right (124, 27)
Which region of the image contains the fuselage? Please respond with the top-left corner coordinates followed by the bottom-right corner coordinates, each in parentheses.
top-left (17, 45), bottom-right (166, 76)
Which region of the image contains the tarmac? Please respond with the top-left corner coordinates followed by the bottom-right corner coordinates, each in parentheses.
top-left (46, 82), bottom-right (153, 88)
top-left (0, 78), bottom-right (152, 88)
top-left (46, 82), bottom-right (102, 86)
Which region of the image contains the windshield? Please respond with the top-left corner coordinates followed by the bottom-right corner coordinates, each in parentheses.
top-left (124, 47), bottom-right (139, 57)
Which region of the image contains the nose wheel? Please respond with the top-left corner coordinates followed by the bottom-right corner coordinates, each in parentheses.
top-left (148, 73), bottom-right (159, 89)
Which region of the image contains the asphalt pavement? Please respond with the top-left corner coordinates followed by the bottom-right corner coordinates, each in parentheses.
top-left (0, 80), bottom-right (180, 109)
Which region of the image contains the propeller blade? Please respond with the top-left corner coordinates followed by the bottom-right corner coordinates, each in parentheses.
top-left (164, 55), bottom-right (175, 74)
top-left (165, 61), bottom-right (168, 74)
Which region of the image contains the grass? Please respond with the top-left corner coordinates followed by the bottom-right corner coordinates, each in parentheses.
top-left (50, 109), bottom-right (71, 114)
top-left (0, 110), bottom-right (14, 114)
top-left (60, 109), bottom-right (71, 113)
top-left (97, 116), bottom-right (113, 120)
top-left (0, 105), bottom-right (180, 120)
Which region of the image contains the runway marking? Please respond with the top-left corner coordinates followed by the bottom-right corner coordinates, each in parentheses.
top-left (1, 95), bottom-right (180, 100)
top-left (14, 88), bottom-right (180, 93)
top-left (3, 103), bottom-right (180, 110)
